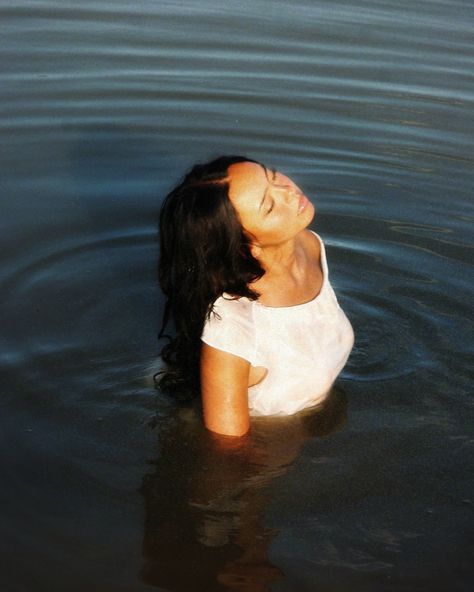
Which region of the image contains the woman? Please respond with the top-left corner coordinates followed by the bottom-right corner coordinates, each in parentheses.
top-left (157, 156), bottom-right (354, 437)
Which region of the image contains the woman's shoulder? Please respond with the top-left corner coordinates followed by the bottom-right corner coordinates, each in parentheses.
top-left (210, 293), bottom-right (254, 320)
top-left (201, 293), bottom-right (256, 362)
top-left (301, 229), bottom-right (323, 264)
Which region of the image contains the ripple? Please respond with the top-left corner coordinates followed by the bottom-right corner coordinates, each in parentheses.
top-left (343, 288), bottom-right (437, 382)
top-left (0, 227), bottom-right (159, 362)
top-left (321, 222), bottom-right (472, 384)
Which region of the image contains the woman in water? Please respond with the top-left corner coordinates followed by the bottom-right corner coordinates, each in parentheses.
top-left (157, 156), bottom-right (354, 437)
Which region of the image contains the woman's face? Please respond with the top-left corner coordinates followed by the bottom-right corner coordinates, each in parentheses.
top-left (227, 161), bottom-right (315, 247)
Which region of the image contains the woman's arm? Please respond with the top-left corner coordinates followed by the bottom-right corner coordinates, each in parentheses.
top-left (200, 343), bottom-right (250, 437)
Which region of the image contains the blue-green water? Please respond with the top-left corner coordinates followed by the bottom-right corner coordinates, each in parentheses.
top-left (1, 1), bottom-right (473, 590)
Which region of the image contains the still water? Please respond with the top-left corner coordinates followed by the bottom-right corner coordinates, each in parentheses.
top-left (1, 0), bottom-right (473, 590)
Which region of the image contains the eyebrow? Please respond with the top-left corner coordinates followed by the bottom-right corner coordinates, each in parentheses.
top-left (258, 165), bottom-right (276, 211)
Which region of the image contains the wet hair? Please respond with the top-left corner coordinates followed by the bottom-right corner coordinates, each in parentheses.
top-left (155, 155), bottom-right (265, 401)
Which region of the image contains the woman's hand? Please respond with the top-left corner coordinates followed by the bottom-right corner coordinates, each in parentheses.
top-left (200, 343), bottom-right (250, 437)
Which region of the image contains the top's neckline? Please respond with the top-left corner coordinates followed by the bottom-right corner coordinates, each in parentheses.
top-left (253, 230), bottom-right (327, 310)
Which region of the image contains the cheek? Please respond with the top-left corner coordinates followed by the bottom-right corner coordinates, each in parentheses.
top-left (269, 213), bottom-right (294, 236)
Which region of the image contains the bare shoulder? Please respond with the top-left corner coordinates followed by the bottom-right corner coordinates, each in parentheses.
top-left (301, 229), bottom-right (321, 263)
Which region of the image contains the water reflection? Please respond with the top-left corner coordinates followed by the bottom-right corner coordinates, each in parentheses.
top-left (140, 387), bottom-right (347, 591)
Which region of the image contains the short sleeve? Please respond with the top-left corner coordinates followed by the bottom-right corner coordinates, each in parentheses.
top-left (201, 295), bottom-right (257, 365)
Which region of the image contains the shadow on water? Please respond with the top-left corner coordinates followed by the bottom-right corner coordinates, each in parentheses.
top-left (140, 387), bottom-right (347, 592)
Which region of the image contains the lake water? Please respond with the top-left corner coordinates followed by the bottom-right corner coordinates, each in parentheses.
top-left (1, 0), bottom-right (473, 590)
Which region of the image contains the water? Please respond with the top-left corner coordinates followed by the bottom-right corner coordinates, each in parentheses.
top-left (1, 0), bottom-right (473, 590)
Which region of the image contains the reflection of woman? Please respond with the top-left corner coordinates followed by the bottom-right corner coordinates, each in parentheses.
top-left (157, 156), bottom-right (354, 436)
top-left (141, 387), bottom-right (348, 592)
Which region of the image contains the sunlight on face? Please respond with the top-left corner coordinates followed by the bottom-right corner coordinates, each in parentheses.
top-left (227, 162), bottom-right (315, 246)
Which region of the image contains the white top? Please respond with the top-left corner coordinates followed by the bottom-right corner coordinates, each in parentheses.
top-left (201, 232), bottom-right (354, 417)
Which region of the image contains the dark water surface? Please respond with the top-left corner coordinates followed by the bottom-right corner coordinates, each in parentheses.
top-left (1, 1), bottom-right (473, 590)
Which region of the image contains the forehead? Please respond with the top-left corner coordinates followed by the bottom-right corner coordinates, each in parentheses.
top-left (227, 162), bottom-right (267, 211)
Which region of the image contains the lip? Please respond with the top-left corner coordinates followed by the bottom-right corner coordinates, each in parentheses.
top-left (297, 194), bottom-right (309, 214)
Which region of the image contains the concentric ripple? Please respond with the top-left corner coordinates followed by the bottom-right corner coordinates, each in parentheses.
top-left (322, 216), bottom-right (473, 386)
top-left (0, 227), bottom-right (161, 408)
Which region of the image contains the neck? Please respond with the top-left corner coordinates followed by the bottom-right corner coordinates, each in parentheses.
top-left (257, 237), bottom-right (306, 278)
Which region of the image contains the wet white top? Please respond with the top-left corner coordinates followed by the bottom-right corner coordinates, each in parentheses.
top-left (201, 232), bottom-right (354, 417)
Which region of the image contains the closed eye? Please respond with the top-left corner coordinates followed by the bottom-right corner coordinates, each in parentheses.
top-left (267, 199), bottom-right (274, 214)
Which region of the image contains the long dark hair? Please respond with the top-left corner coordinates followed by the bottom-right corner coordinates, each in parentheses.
top-left (156, 155), bottom-right (265, 401)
